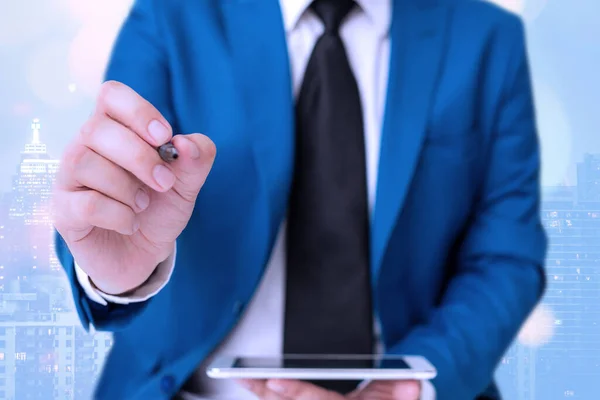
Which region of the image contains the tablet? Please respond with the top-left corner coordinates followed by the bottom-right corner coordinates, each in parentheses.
top-left (206, 354), bottom-right (436, 381)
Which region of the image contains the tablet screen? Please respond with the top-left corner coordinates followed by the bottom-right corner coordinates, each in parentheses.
top-left (233, 356), bottom-right (410, 370)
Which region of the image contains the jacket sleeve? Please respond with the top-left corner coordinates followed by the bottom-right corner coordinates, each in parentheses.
top-left (56, 0), bottom-right (175, 332)
top-left (389, 16), bottom-right (547, 400)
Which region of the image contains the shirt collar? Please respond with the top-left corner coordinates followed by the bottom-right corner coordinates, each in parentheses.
top-left (280, 0), bottom-right (391, 38)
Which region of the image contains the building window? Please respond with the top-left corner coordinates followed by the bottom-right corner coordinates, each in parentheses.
top-left (0, 341), bottom-right (5, 348)
top-left (0, 353), bottom-right (4, 361)
top-left (66, 327), bottom-right (72, 335)
top-left (66, 340), bottom-right (72, 348)
top-left (66, 365), bottom-right (72, 372)
top-left (15, 352), bottom-right (26, 360)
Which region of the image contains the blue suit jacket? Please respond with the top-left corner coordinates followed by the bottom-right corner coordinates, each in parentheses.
top-left (55, 0), bottom-right (547, 398)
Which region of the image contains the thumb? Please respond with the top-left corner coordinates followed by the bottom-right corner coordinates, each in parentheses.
top-left (392, 380), bottom-right (421, 400)
top-left (168, 133), bottom-right (216, 202)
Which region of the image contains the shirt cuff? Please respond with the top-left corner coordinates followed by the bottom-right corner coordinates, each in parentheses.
top-left (74, 244), bottom-right (177, 306)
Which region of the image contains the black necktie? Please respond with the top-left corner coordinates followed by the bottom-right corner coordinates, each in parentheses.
top-left (284, 0), bottom-right (374, 394)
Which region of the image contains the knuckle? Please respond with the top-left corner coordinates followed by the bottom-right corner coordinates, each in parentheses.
top-left (132, 146), bottom-right (152, 170)
top-left (131, 102), bottom-right (151, 127)
top-left (51, 193), bottom-right (67, 226)
top-left (57, 143), bottom-right (78, 176)
top-left (56, 142), bottom-right (89, 188)
top-left (80, 192), bottom-right (100, 218)
top-left (120, 179), bottom-right (143, 209)
top-left (70, 145), bottom-right (92, 172)
top-left (97, 80), bottom-right (121, 106)
top-left (79, 116), bottom-right (101, 143)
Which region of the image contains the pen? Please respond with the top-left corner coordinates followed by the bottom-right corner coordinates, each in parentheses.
top-left (158, 142), bottom-right (179, 162)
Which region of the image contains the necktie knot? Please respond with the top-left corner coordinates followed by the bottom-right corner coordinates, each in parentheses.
top-left (311, 0), bottom-right (357, 34)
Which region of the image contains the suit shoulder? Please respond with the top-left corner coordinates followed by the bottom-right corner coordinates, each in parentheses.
top-left (438, 0), bottom-right (526, 44)
top-left (442, 0), bottom-right (524, 29)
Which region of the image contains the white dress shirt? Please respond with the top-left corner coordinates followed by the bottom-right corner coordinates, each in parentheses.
top-left (75, 1), bottom-right (435, 398)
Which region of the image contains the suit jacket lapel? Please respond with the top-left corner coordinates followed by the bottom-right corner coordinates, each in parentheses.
top-left (220, 0), bottom-right (295, 234)
top-left (372, 0), bottom-right (450, 276)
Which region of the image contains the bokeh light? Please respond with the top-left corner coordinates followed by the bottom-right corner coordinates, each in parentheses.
top-left (60, 0), bottom-right (134, 25)
top-left (489, 0), bottom-right (524, 14)
top-left (524, 0), bottom-right (549, 21)
top-left (518, 304), bottom-right (555, 347)
top-left (488, 0), bottom-right (548, 21)
top-left (68, 23), bottom-right (122, 98)
top-left (26, 40), bottom-right (84, 109)
top-left (0, 0), bottom-right (59, 46)
top-left (533, 81), bottom-right (573, 187)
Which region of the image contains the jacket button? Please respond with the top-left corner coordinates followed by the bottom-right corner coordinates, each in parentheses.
top-left (160, 375), bottom-right (176, 394)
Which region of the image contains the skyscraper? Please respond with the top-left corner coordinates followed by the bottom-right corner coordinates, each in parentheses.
top-left (7, 118), bottom-right (61, 281)
top-left (0, 120), bottom-right (114, 400)
top-left (534, 185), bottom-right (600, 399)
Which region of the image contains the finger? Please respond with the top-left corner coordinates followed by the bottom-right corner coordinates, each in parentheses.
top-left (60, 144), bottom-right (150, 213)
top-left (237, 380), bottom-right (289, 400)
top-left (96, 80), bottom-right (173, 147)
top-left (79, 115), bottom-right (175, 192)
top-left (266, 379), bottom-right (344, 400)
top-left (392, 381), bottom-right (421, 400)
top-left (168, 133), bottom-right (217, 202)
top-left (349, 381), bottom-right (396, 400)
top-left (57, 189), bottom-right (138, 239)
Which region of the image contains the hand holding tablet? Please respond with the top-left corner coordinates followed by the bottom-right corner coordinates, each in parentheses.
top-left (207, 354), bottom-right (436, 381)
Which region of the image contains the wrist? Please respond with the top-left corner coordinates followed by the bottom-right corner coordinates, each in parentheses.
top-left (89, 243), bottom-right (176, 296)
top-left (89, 275), bottom-right (150, 297)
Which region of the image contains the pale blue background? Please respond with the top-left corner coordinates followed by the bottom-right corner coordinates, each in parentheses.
top-left (0, 0), bottom-right (598, 398)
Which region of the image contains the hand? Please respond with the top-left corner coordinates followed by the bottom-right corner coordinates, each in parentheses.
top-left (53, 81), bottom-right (216, 295)
top-left (238, 379), bottom-right (421, 400)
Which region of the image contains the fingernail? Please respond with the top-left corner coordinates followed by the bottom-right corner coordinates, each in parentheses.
top-left (135, 189), bottom-right (150, 211)
top-left (153, 165), bottom-right (176, 190)
top-left (148, 120), bottom-right (171, 145)
top-left (132, 220), bottom-right (140, 233)
top-left (266, 380), bottom-right (286, 394)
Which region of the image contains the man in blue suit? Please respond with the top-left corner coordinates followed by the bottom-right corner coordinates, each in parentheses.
top-left (53, 0), bottom-right (547, 399)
